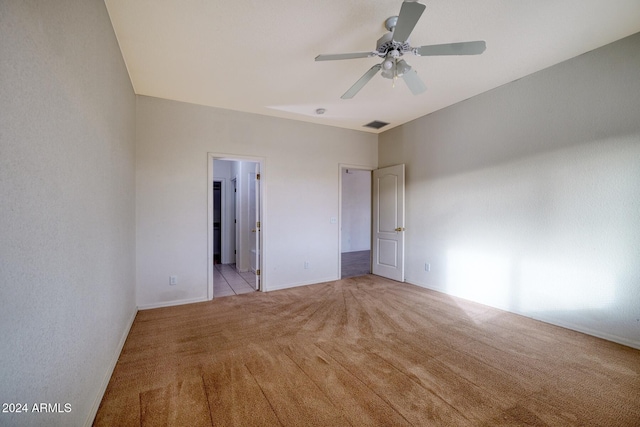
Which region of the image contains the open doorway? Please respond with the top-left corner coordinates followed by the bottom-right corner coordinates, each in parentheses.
top-left (209, 157), bottom-right (262, 298)
top-left (213, 180), bottom-right (223, 264)
top-left (340, 167), bottom-right (372, 278)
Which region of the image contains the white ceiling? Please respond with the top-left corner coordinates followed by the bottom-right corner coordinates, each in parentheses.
top-left (104, 0), bottom-right (640, 133)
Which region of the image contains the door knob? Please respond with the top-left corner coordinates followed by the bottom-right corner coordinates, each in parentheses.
top-left (395, 227), bottom-right (405, 232)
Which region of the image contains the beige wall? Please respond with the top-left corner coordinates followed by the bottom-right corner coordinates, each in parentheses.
top-left (0, 1), bottom-right (137, 425)
top-left (379, 33), bottom-right (640, 349)
top-left (136, 96), bottom-right (377, 307)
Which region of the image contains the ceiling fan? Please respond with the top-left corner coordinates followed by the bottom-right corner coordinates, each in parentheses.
top-left (315, 0), bottom-right (486, 99)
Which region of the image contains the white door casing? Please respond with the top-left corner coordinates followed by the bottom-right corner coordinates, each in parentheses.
top-left (372, 164), bottom-right (405, 282)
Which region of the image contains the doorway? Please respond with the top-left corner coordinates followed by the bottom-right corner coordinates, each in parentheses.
top-left (209, 156), bottom-right (263, 298)
top-left (340, 167), bottom-right (372, 278)
top-left (213, 180), bottom-right (223, 264)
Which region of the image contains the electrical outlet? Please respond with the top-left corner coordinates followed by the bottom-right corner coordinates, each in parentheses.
top-left (425, 263), bottom-right (430, 272)
top-left (304, 261), bottom-right (310, 269)
top-left (170, 275), bottom-right (178, 285)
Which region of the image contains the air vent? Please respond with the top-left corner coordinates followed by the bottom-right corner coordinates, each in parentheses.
top-left (363, 120), bottom-right (389, 130)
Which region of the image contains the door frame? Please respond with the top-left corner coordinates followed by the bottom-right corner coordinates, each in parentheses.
top-left (338, 163), bottom-right (375, 278)
top-left (208, 153), bottom-right (266, 299)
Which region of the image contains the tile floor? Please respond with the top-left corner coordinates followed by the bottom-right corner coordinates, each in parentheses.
top-left (213, 263), bottom-right (257, 297)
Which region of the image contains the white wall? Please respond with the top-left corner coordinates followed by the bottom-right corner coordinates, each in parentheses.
top-left (0, 1), bottom-right (137, 426)
top-left (136, 96), bottom-right (377, 307)
top-left (341, 169), bottom-right (371, 252)
top-left (379, 33), bottom-right (640, 349)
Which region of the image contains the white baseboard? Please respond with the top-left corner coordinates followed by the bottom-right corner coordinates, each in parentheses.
top-left (405, 279), bottom-right (640, 351)
top-left (138, 296), bottom-right (209, 310)
top-left (84, 307), bottom-right (137, 427)
top-left (524, 314), bottom-right (640, 351)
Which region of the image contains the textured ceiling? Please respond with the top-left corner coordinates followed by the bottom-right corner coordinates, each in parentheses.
top-left (105, 0), bottom-right (640, 133)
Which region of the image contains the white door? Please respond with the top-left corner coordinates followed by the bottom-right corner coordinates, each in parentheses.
top-left (248, 164), bottom-right (261, 290)
top-left (372, 164), bottom-right (405, 281)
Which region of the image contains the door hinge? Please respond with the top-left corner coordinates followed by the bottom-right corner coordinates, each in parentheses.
top-left (256, 269), bottom-right (260, 276)
top-left (234, 250), bottom-right (236, 254)
top-left (257, 221), bottom-right (260, 229)
top-left (257, 173), bottom-right (261, 180)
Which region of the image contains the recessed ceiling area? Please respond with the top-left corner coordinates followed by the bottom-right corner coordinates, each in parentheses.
top-left (104, 0), bottom-right (640, 133)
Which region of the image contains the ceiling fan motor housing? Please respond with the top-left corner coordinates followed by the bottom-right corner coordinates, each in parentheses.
top-left (376, 31), bottom-right (411, 58)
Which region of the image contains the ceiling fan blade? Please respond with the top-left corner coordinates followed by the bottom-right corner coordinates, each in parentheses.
top-left (315, 52), bottom-right (375, 61)
top-left (341, 64), bottom-right (382, 99)
top-left (415, 41), bottom-right (486, 56)
top-left (402, 69), bottom-right (427, 95)
top-left (392, 1), bottom-right (426, 43)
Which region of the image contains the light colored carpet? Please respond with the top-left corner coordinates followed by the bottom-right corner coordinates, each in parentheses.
top-left (95, 275), bottom-right (640, 426)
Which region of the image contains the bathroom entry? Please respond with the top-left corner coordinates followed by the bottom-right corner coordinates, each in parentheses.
top-left (212, 158), bottom-right (261, 295)
top-left (213, 180), bottom-right (223, 264)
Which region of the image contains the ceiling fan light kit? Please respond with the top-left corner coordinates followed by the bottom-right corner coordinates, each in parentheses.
top-left (315, 0), bottom-right (486, 99)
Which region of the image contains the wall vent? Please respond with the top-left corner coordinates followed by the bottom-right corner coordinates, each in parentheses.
top-left (363, 120), bottom-right (389, 130)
